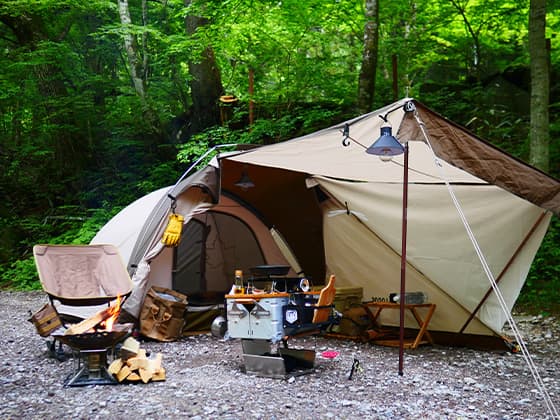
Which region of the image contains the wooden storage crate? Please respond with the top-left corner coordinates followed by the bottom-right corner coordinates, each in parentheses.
top-left (28, 303), bottom-right (62, 337)
top-left (333, 287), bottom-right (363, 313)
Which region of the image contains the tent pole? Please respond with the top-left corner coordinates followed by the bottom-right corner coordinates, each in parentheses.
top-left (175, 143), bottom-right (239, 185)
top-left (398, 142), bottom-right (409, 376)
top-left (459, 211), bottom-right (548, 333)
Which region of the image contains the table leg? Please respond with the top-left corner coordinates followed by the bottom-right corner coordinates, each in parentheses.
top-left (364, 305), bottom-right (383, 325)
top-left (410, 305), bottom-right (435, 349)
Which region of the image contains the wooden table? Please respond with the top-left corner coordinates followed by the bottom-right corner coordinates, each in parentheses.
top-left (362, 301), bottom-right (436, 349)
top-left (224, 292), bottom-right (290, 301)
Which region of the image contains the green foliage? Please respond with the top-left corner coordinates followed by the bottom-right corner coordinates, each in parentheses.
top-left (0, 0), bottom-right (558, 313)
top-left (177, 136), bottom-right (211, 165)
top-left (0, 205), bottom-right (120, 290)
top-left (176, 126), bottom-right (240, 169)
top-left (516, 216), bottom-right (560, 315)
top-left (239, 106), bottom-right (341, 144)
top-left (197, 0), bottom-right (362, 107)
top-left (0, 258), bottom-right (41, 291)
top-left (177, 106), bottom-right (340, 167)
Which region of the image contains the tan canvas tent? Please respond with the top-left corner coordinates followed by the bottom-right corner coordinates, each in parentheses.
top-left (92, 172), bottom-right (295, 305)
top-left (92, 98), bottom-right (560, 343)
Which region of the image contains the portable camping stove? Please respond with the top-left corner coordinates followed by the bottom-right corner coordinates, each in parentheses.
top-left (225, 265), bottom-right (322, 378)
top-left (52, 323), bottom-right (132, 387)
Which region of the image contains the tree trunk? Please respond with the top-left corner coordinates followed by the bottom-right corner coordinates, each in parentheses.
top-left (117, 0), bottom-right (146, 99)
top-left (357, 0), bottom-right (379, 114)
top-left (185, 0), bottom-right (224, 132)
top-left (450, 0), bottom-right (481, 78)
top-left (529, 0), bottom-right (549, 172)
top-left (117, 0), bottom-right (162, 134)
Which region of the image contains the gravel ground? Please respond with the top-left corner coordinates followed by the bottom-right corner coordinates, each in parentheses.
top-left (1, 291), bottom-right (559, 420)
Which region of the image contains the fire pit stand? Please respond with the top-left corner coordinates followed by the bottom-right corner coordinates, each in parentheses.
top-left (65, 348), bottom-right (116, 387)
top-left (52, 323), bottom-right (132, 387)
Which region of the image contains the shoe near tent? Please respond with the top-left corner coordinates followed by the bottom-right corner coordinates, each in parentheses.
top-left (91, 97), bottom-right (560, 346)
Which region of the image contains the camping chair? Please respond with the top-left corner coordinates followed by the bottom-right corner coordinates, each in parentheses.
top-left (31, 244), bottom-right (133, 359)
top-left (283, 274), bottom-right (339, 340)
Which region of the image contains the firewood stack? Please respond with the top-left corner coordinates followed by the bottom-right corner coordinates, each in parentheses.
top-left (108, 337), bottom-right (166, 384)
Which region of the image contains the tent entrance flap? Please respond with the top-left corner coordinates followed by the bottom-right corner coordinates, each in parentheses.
top-left (172, 210), bottom-right (269, 303)
top-left (172, 219), bottom-right (206, 299)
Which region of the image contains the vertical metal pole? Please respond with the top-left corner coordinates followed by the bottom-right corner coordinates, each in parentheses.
top-left (398, 142), bottom-right (409, 376)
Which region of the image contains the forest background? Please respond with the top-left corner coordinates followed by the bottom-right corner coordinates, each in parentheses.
top-left (0, 0), bottom-right (558, 314)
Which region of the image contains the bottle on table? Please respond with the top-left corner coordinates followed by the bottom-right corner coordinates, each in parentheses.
top-left (234, 270), bottom-right (244, 294)
top-left (246, 277), bottom-right (254, 294)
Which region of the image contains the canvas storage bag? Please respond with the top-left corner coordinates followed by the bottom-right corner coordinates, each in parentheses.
top-left (140, 286), bottom-right (188, 341)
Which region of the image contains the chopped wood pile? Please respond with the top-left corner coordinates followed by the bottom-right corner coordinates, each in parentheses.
top-left (108, 337), bottom-right (166, 384)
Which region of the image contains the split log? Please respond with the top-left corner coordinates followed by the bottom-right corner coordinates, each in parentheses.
top-left (64, 307), bottom-right (114, 335)
top-left (108, 358), bottom-right (124, 375)
top-left (149, 353), bottom-right (162, 372)
top-left (127, 356), bottom-right (149, 371)
top-left (115, 365), bottom-right (132, 383)
top-left (127, 372), bottom-right (141, 381)
top-left (120, 337), bottom-right (140, 359)
top-left (139, 368), bottom-right (152, 384)
top-left (152, 367), bottom-right (166, 381)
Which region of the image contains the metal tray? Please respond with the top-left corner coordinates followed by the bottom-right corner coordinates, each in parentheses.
top-left (249, 265), bottom-right (290, 277)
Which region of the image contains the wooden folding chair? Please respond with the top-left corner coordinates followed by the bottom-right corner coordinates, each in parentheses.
top-left (312, 274), bottom-right (336, 324)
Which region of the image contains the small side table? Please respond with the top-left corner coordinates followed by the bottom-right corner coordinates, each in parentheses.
top-left (362, 301), bottom-right (436, 349)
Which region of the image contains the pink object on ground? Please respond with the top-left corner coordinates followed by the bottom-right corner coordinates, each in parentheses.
top-left (321, 350), bottom-right (340, 359)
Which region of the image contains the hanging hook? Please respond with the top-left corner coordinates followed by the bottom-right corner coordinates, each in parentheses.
top-left (168, 194), bottom-right (177, 214)
top-left (403, 100), bottom-right (416, 113)
top-left (341, 123), bottom-right (350, 147)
